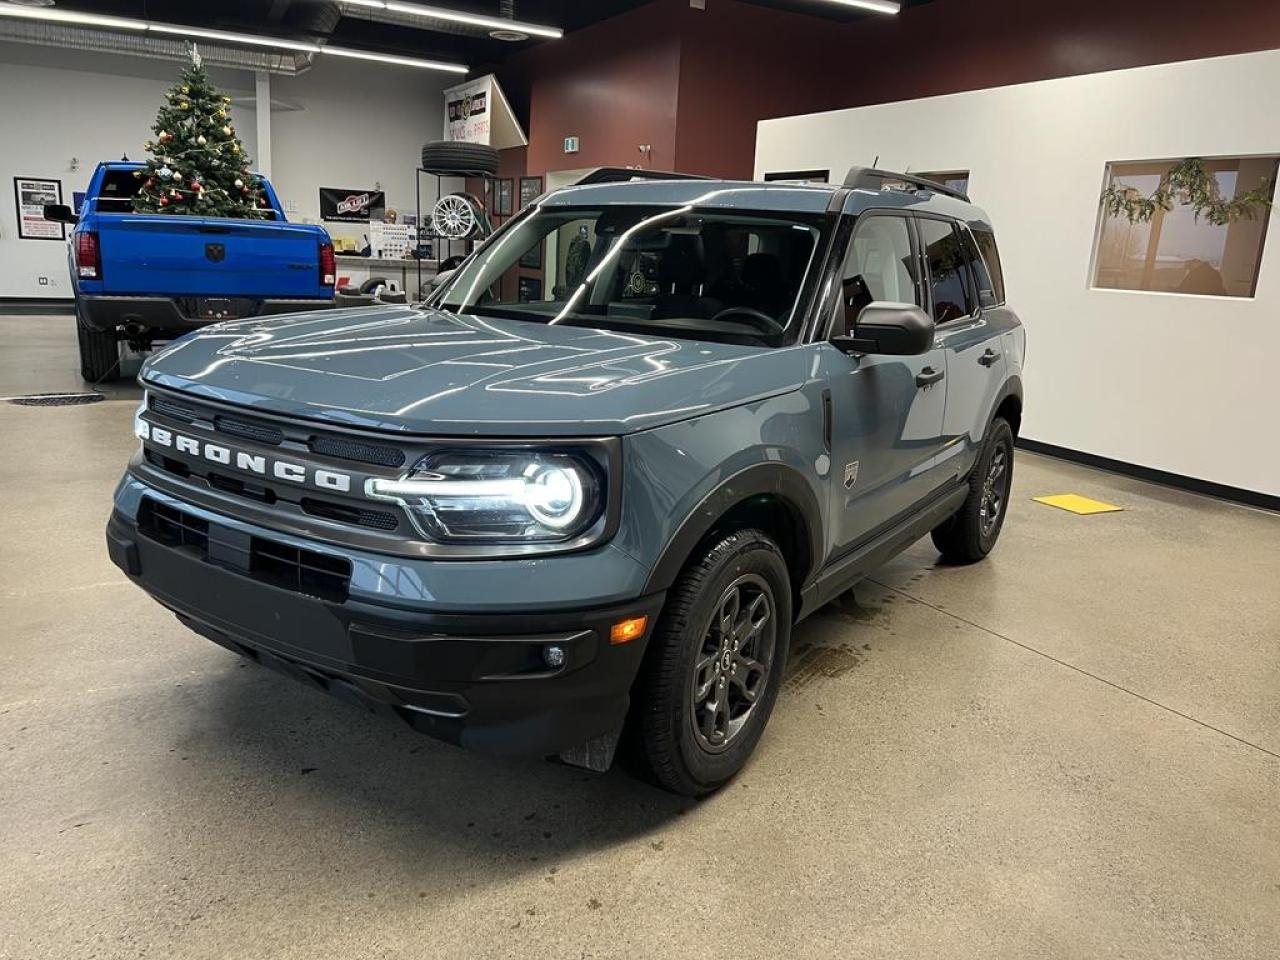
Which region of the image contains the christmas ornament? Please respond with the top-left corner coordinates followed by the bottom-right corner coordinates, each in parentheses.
top-left (222, 125), bottom-right (231, 136)
top-left (158, 131), bottom-right (170, 142)
top-left (234, 178), bottom-right (243, 188)
top-left (159, 196), bottom-right (169, 207)
top-left (182, 85), bottom-right (190, 94)
top-left (196, 135), bottom-right (207, 145)
top-left (180, 102), bottom-right (190, 111)
top-left (158, 165), bottom-right (172, 179)
top-left (133, 170), bottom-right (142, 179)
top-left (191, 181), bottom-right (202, 191)
top-left (171, 170), bottom-right (182, 181)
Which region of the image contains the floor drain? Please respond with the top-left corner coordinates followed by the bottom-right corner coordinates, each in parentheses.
top-left (6, 393), bottom-right (105, 407)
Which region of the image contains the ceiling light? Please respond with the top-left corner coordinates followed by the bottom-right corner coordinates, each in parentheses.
top-left (350, 0), bottom-right (562, 40)
top-left (0, 3), bottom-right (147, 30)
top-left (147, 23), bottom-right (321, 53)
top-left (321, 46), bottom-right (468, 73)
top-left (818, 0), bottom-right (901, 13)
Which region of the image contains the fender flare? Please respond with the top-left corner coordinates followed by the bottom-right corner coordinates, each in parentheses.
top-left (642, 462), bottom-right (824, 595)
top-left (992, 374), bottom-right (1024, 431)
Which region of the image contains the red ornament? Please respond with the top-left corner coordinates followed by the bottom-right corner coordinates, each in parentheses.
top-left (145, 178), bottom-right (155, 189)
top-left (190, 181), bottom-right (202, 191)
top-left (159, 197), bottom-right (169, 207)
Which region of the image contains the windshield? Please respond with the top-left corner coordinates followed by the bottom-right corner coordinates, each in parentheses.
top-left (434, 205), bottom-right (828, 346)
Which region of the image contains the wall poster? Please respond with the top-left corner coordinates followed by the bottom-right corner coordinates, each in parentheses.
top-left (319, 187), bottom-right (386, 223)
top-left (14, 177), bottom-right (64, 240)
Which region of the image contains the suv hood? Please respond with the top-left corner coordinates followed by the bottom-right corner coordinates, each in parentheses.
top-left (141, 305), bottom-right (808, 436)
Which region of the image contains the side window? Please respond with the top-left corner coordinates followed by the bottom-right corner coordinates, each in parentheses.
top-left (918, 218), bottom-right (973, 323)
top-left (842, 215), bottom-right (920, 329)
top-left (969, 226), bottom-right (1006, 305)
top-left (959, 226), bottom-right (998, 309)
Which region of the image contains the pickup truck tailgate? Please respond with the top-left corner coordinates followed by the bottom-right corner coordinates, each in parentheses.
top-left (96, 214), bottom-right (324, 297)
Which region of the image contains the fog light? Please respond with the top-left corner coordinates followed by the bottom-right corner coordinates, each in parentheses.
top-left (543, 644), bottom-right (566, 668)
top-left (609, 616), bottom-right (648, 645)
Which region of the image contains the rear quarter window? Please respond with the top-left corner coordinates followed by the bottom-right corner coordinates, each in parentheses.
top-left (969, 225), bottom-right (1006, 305)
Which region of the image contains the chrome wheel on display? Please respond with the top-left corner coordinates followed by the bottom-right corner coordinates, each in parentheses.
top-left (690, 573), bottom-right (776, 753)
top-left (431, 193), bottom-right (480, 239)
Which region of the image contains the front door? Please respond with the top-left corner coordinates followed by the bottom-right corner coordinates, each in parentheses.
top-left (825, 212), bottom-right (949, 556)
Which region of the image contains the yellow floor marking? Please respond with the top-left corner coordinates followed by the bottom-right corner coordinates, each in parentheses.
top-left (1034, 496), bottom-right (1126, 519)
top-left (1032, 493), bottom-right (1124, 515)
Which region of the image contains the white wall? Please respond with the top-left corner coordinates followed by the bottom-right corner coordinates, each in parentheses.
top-left (0, 42), bottom-right (445, 299)
top-left (756, 49), bottom-right (1280, 498)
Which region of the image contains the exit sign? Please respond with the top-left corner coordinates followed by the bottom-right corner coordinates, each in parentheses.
top-left (564, 136), bottom-right (580, 154)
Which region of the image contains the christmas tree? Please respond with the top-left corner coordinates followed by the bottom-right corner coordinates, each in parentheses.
top-left (133, 47), bottom-right (269, 218)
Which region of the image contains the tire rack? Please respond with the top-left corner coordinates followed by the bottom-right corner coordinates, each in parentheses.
top-left (414, 167), bottom-right (503, 301)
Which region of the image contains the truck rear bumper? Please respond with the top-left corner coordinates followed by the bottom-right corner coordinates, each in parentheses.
top-left (106, 508), bottom-right (663, 759)
top-left (79, 295), bottom-right (333, 333)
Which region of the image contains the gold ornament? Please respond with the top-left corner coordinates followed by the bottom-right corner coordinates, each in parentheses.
top-left (182, 85), bottom-right (190, 94)
top-left (180, 102), bottom-right (190, 111)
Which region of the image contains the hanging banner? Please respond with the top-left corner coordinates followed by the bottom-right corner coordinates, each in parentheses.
top-left (319, 187), bottom-right (385, 223)
top-left (14, 177), bottom-right (64, 240)
top-left (442, 74), bottom-right (528, 150)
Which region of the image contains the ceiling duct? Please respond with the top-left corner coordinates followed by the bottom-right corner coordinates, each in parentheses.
top-left (0, 18), bottom-right (317, 74)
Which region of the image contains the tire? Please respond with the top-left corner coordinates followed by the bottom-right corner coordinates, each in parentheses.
top-left (74, 307), bottom-right (120, 383)
top-left (421, 140), bottom-right (499, 176)
top-left (631, 529), bottom-right (792, 796)
top-left (931, 417), bottom-right (1014, 563)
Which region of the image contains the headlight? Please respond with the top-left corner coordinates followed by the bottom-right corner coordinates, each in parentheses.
top-left (366, 449), bottom-right (603, 544)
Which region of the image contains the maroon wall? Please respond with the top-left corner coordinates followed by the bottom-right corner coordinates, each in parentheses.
top-left (501, 2), bottom-right (682, 177)
top-left (500, 0), bottom-right (1280, 182)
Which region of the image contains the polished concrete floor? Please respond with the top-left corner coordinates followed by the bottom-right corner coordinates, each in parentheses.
top-left (2, 314), bottom-right (1278, 959)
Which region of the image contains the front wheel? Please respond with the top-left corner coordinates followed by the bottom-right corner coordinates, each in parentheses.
top-left (631, 529), bottom-right (792, 796)
top-left (931, 417), bottom-right (1014, 563)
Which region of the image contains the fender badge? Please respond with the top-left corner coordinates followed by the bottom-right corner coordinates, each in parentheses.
top-left (844, 461), bottom-right (859, 489)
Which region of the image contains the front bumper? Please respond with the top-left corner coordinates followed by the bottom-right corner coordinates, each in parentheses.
top-left (106, 505), bottom-right (663, 758)
top-left (79, 294), bottom-right (333, 333)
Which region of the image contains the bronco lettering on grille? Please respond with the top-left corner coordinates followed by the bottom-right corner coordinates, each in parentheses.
top-left (138, 421), bottom-right (352, 492)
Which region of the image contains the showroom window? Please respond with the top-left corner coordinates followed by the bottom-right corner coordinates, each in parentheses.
top-left (918, 218), bottom-right (974, 323)
top-left (1092, 156), bottom-right (1278, 298)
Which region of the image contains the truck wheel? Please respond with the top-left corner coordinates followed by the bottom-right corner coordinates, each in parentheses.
top-left (632, 529), bottom-right (792, 796)
top-left (75, 310), bottom-right (120, 383)
top-left (420, 140), bottom-right (500, 176)
top-left (931, 417), bottom-right (1014, 563)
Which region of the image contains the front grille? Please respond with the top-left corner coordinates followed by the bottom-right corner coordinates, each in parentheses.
top-left (213, 415), bottom-right (285, 446)
top-left (308, 434), bottom-right (405, 468)
top-left (150, 394), bottom-right (199, 423)
top-left (138, 497), bottom-right (351, 602)
top-left (301, 497), bottom-right (399, 531)
top-left (138, 498), bottom-right (209, 553)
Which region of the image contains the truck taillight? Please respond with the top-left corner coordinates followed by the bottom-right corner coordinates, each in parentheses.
top-left (319, 242), bottom-right (335, 287)
top-left (76, 231), bottom-right (101, 280)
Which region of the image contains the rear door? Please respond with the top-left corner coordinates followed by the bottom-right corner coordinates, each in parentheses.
top-left (824, 211), bottom-right (950, 555)
top-left (917, 216), bottom-right (1008, 482)
top-left (96, 214), bottom-right (323, 298)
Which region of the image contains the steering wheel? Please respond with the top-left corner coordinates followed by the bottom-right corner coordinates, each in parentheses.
top-left (711, 306), bottom-right (785, 336)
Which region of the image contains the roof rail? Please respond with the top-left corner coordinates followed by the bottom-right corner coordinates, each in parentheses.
top-left (843, 167), bottom-right (969, 202)
top-left (575, 167), bottom-right (711, 186)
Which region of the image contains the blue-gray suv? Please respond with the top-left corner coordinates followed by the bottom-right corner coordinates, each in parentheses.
top-left (107, 167), bottom-right (1024, 795)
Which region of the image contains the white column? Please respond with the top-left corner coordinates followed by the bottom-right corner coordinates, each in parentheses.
top-left (254, 71), bottom-right (272, 177)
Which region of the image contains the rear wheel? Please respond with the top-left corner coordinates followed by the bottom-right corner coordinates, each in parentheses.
top-left (75, 308), bottom-right (120, 383)
top-left (931, 417), bottom-right (1014, 563)
top-left (631, 529), bottom-right (791, 796)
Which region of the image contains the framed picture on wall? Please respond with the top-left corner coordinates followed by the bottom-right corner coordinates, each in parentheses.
top-left (517, 275), bottom-right (542, 303)
top-left (14, 177), bottom-right (64, 240)
top-left (496, 178), bottom-right (514, 217)
top-left (519, 176), bottom-right (543, 210)
top-left (519, 239), bottom-right (542, 270)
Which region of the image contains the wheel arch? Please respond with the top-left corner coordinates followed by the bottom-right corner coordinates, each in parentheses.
top-left (641, 463), bottom-right (823, 612)
top-left (992, 374), bottom-right (1023, 437)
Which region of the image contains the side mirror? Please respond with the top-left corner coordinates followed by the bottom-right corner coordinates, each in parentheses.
top-left (831, 302), bottom-right (935, 356)
top-left (43, 203), bottom-right (77, 225)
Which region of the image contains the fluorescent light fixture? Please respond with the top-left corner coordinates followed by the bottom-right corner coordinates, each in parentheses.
top-left (348, 0), bottom-right (563, 39)
top-left (818, 0), bottom-right (901, 13)
top-left (322, 45), bottom-right (468, 73)
top-left (0, 1), bottom-right (470, 73)
top-left (0, 4), bottom-right (147, 30)
top-left (147, 23), bottom-right (321, 54)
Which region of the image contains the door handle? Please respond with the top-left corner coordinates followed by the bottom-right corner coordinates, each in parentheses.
top-left (915, 366), bottom-right (945, 388)
top-left (978, 348), bottom-right (1001, 367)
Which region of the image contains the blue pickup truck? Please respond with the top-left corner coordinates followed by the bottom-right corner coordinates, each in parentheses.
top-left (46, 161), bottom-right (335, 382)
